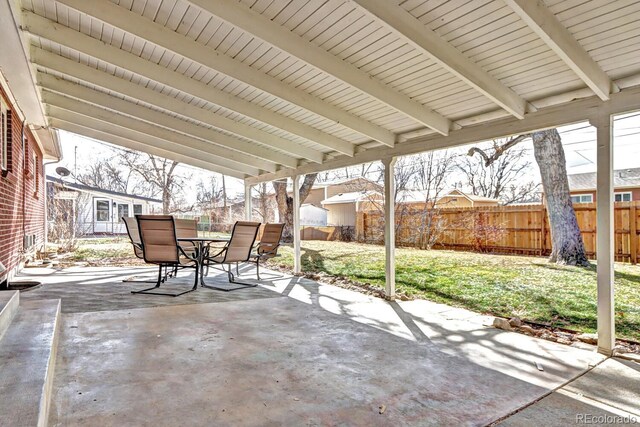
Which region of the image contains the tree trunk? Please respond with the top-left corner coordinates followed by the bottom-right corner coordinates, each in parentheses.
top-left (532, 130), bottom-right (589, 266)
top-left (162, 188), bottom-right (170, 214)
top-left (222, 175), bottom-right (228, 223)
top-left (273, 174), bottom-right (318, 242)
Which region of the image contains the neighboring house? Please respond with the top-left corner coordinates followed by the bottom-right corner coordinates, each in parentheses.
top-left (435, 190), bottom-right (501, 208)
top-left (290, 177), bottom-right (382, 207)
top-left (391, 189), bottom-right (500, 208)
top-left (321, 191), bottom-right (383, 226)
top-left (210, 194), bottom-right (278, 224)
top-left (568, 168), bottom-right (640, 203)
top-left (300, 204), bottom-right (328, 226)
top-left (47, 176), bottom-right (161, 235)
top-left (0, 75), bottom-right (61, 283)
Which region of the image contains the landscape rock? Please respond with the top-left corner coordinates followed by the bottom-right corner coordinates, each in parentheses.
top-left (576, 333), bottom-right (598, 345)
top-left (519, 325), bottom-right (535, 335)
top-left (493, 317), bottom-right (512, 331)
top-left (613, 344), bottom-right (629, 354)
top-left (508, 317), bottom-right (522, 328)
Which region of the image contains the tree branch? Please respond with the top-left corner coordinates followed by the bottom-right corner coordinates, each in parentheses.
top-left (467, 134), bottom-right (530, 166)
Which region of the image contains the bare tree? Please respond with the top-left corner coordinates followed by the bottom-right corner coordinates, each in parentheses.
top-left (75, 159), bottom-right (131, 193)
top-left (118, 151), bottom-right (188, 214)
top-left (252, 182), bottom-right (275, 223)
top-left (412, 151), bottom-right (456, 249)
top-left (467, 130), bottom-right (588, 266)
top-left (195, 177), bottom-right (222, 212)
top-left (458, 138), bottom-right (541, 204)
top-left (273, 174), bottom-right (318, 242)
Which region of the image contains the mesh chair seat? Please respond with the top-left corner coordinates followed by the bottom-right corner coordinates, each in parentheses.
top-left (131, 215), bottom-right (200, 297)
top-left (204, 221), bottom-right (261, 291)
top-left (249, 223), bottom-right (285, 280)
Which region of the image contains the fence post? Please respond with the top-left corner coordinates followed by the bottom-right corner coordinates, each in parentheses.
top-left (540, 205), bottom-right (547, 255)
top-left (631, 203), bottom-right (638, 265)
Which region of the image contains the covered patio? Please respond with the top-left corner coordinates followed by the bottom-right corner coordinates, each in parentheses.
top-left (12, 264), bottom-right (638, 425)
top-left (1, 0), bottom-right (640, 424)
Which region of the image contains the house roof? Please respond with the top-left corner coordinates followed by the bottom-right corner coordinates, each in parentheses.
top-left (312, 177), bottom-right (382, 190)
top-left (438, 189), bottom-right (500, 204)
top-left (47, 176), bottom-right (162, 203)
top-left (568, 168), bottom-right (640, 191)
top-left (321, 191), bottom-right (382, 205)
top-left (397, 189), bottom-right (430, 203)
top-left (301, 203), bottom-right (328, 211)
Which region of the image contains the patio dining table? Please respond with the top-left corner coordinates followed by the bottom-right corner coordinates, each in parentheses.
top-left (178, 237), bottom-right (229, 288)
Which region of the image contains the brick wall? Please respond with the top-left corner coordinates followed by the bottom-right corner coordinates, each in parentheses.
top-left (0, 86), bottom-right (46, 282)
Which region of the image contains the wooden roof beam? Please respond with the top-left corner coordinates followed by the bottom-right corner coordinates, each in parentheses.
top-left (504, 0), bottom-right (614, 101)
top-left (52, 0), bottom-right (395, 147)
top-left (187, 0), bottom-right (450, 135)
top-left (32, 50), bottom-right (300, 168)
top-left (22, 11), bottom-right (326, 162)
top-left (43, 94), bottom-right (264, 176)
top-left (245, 84), bottom-right (640, 185)
top-left (48, 117), bottom-right (247, 180)
top-left (352, 0), bottom-right (527, 119)
top-left (39, 78), bottom-right (280, 173)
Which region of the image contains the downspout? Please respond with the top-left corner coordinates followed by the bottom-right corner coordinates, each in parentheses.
top-left (43, 157), bottom-right (62, 256)
top-left (21, 120), bottom-right (26, 262)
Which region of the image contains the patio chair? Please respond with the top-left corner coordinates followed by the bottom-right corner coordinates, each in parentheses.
top-left (123, 215), bottom-right (179, 283)
top-left (123, 216), bottom-right (144, 259)
top-left (122, 216), bottom-right (166, 284)
top-left (204, 221), bottom-right (261, 291)
top-left (131, 215), bottom-right (199, 297)
top-left (247, 223), bottom-right (285, 280)
top-left (175, 218), bottom-right (198, 254)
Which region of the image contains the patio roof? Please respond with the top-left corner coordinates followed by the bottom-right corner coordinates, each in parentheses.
top-left (1, 0), bottom-right (639, 181)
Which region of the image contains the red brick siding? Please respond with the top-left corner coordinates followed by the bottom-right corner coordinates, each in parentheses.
top-left (0, 86), bottom-right (46, 280)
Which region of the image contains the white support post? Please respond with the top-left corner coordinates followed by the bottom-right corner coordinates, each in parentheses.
top-left (383, 157), bottom-right (397, 300)
top-left (292, 175), bottom-right (302, 274)
top-left (592, 114), bottom-right (615, 355)
top-left (244, 182), bottom-right (252, 221)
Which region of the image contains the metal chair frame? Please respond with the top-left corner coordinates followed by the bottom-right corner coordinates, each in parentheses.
top-left (246, 223), bottom-right (285, 280)
top-left (204, 221), bottom-right (261, 291)
top-left (131, 215), bottom-right (199, 297)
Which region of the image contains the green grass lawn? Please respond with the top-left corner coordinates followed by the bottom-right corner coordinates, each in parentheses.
top-left (269, 241), bottom-right (640, 342)
top-left (64, 233), bottom-right (232, 266)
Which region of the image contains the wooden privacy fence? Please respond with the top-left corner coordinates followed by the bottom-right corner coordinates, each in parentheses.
top-left (354, 201), bottom-right (640, 264)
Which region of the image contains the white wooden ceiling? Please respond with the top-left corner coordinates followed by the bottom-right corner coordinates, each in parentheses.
top-left (17, 0), bottom-right (640, 181)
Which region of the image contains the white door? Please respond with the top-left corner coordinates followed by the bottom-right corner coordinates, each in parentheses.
top-left (114, 203), bottom-right (130, 234)
top-left (94, 199), bottom-right (111, 233)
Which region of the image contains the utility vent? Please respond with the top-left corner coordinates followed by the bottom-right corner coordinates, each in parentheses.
top-left (23, 234), bottom-right (36, 250)
top-left (0, 261), bottom-right (6, 289)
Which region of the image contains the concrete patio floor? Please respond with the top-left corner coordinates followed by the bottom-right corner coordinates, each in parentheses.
top-left (17, 265), bottom-right (639, 426)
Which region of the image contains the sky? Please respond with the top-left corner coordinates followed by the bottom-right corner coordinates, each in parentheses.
top-left (47, 111), bottom-right (640, 200)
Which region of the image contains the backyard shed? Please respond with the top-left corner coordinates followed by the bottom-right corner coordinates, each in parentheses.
top-left (322, 191), bottom-right (383, 226)
top-left (299, 203), bottom-right (328, 227)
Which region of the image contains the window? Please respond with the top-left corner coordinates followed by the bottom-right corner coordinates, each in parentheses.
top-left (0, 98), bottom-right (8, 172)
top-left (615, 192), bottom-right (632, 202)
top-left (570, 194), bottom-right (593, 204)
top-left (32, 148), bottom-right (39, 196)
top-left (133, 204), bottom-right (143, 215)
top-left (117, 203), bottom-right (129, 221)
top-left (95, 200), bottom-right (110, 222)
